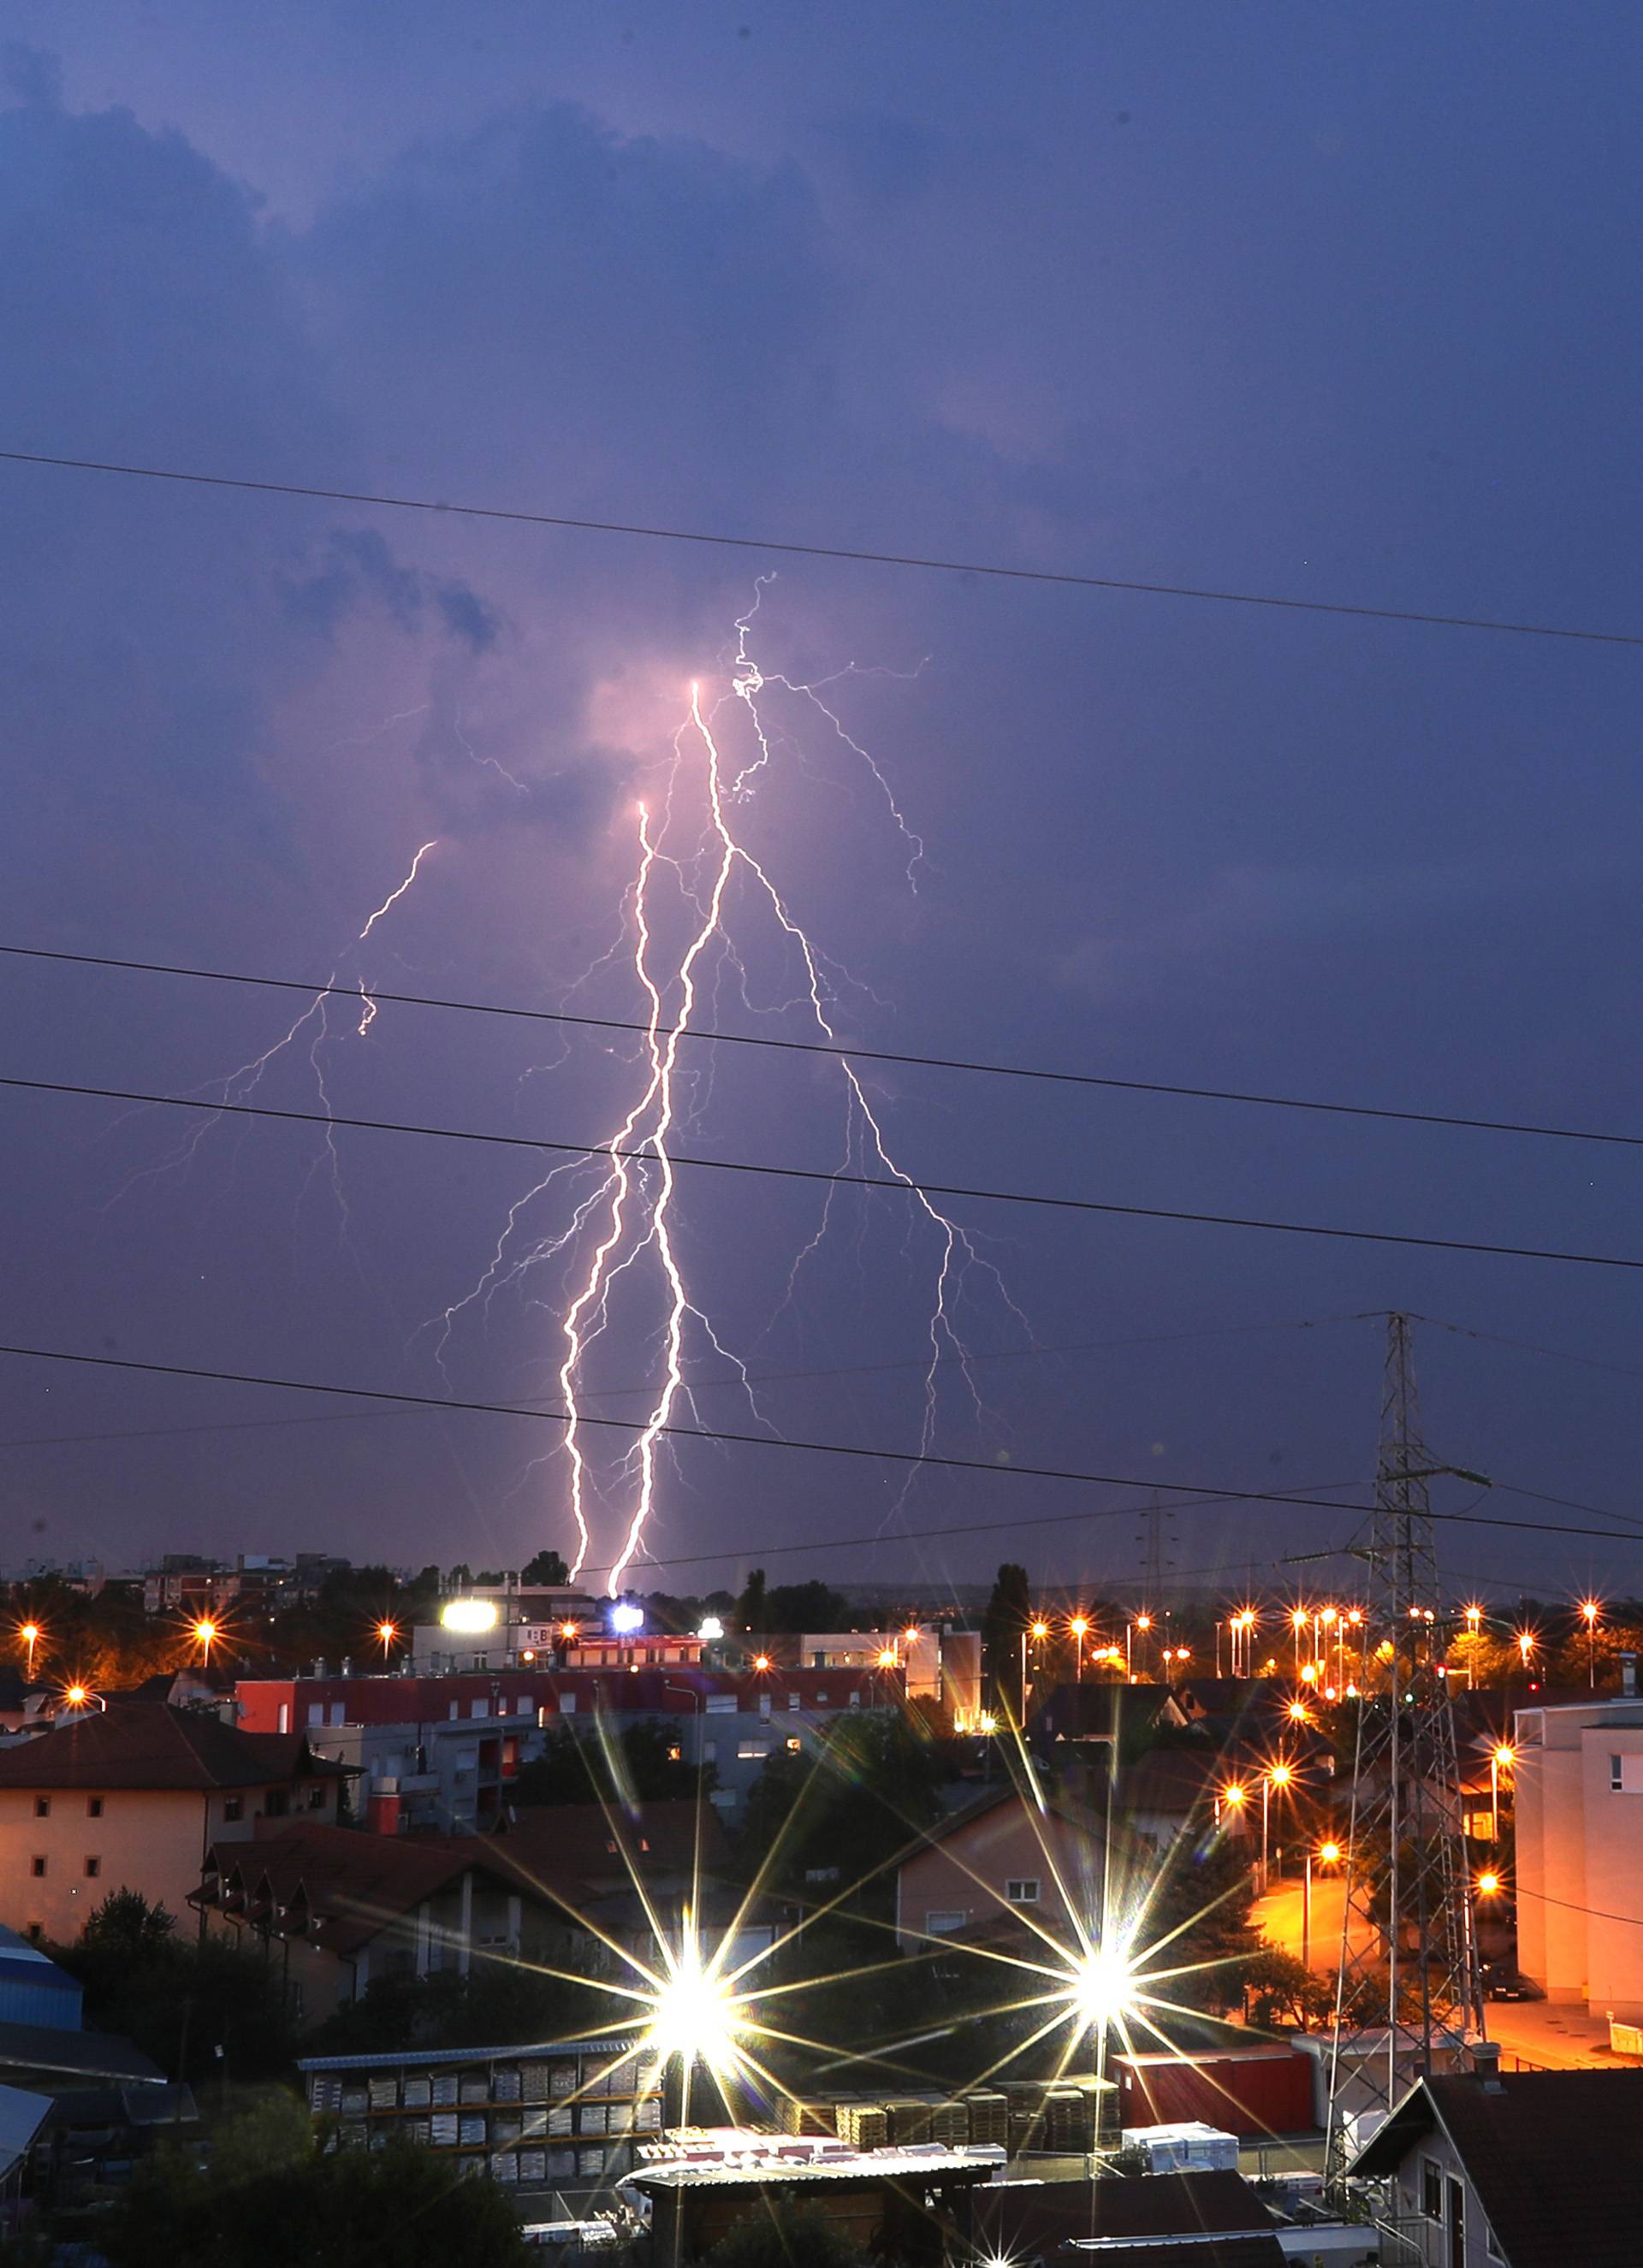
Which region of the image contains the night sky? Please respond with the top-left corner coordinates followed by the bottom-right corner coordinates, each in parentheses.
top-left (3, 5), bottom-right (1640, 1605)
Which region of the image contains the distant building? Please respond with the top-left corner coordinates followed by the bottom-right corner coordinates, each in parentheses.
top-left (893, 1785), bottom-right (1146, 1951)
top-left (972, 2169), bottom-right (1291, 2267)
top-left (1350, 2059), bottom-right (1643, 2266)
top-left (0, 1702), bottom-right (350, 1941)
top-left (1512, 1693), bottom-right (1643, 2019)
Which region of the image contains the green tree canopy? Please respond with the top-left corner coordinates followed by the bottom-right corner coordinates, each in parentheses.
top-left (521, 1547), bottom-right (570, 1584)
top-left (509, 1716), bottom-right (715, 1809)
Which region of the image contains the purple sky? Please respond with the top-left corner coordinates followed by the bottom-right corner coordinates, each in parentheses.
top-left (3, 5), bottom-right (1640, 1606)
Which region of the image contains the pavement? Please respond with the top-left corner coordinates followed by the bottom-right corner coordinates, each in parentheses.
top-left (1480, 1996), bottom-right (1643, 2071)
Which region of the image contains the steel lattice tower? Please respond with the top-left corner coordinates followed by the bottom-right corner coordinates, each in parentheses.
top-left (1325, 1313), bottom-right (1483, 2174)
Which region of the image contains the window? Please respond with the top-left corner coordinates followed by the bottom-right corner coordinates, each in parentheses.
top-left (1486, 2219), bottom-right (1504, 2261)
top-left (328, 1702), bottom-right (345, 1726)
top-left (1006, 1879), bottom-right (1041, 1905)
top-left (222, 1796), bottom-right (243, 1823)
top-left (926, 1909), bottom-right (967, 1934)
top-left (705, 1695), bottom-right (735, 1714)
top-left (306, 1703), bottom-right (325, 1727)
top-left (307, 1785), bottom-right (327, 1809)
top-left (87, 1797), bottom-right (104, 1819)
top-left (471, 1700), bottom-right (489, 1719)
top-left (667, 1744), bottom-right (682, 1763)
top-left (758, 1695), bottom-right (772, 1718)
top-left (786, 1736), bottom-right (803, 1753)
top-left (84, 1856), bottom-right (100, 1879)
top-left (703, 1741), bottom-right (718, 1762)
top-left (448, 1702), bottom-right (459, 1720)
top-left (1612, 1755), bottom-right (1623, 1791)
top-left (1421, 2159), bottom-right (1443, 2220)
top-left (277, 1702), bottom-right (290, 1734)
top-left (788, 1693), bottom-right (801, 1709)
top-left (737, 1741), bottom-right (770, 1761)
top-left (560, 1694), bottom-right (577, 1714)
top-left (264, 1788), bottom-right (289, 1818)
top-left (33, 1797), bottom-right (50, 1820)
top-left (849, 1691), bottom-right (861, 1707)
top-left (30, 1856), bottom-right (46, 1879)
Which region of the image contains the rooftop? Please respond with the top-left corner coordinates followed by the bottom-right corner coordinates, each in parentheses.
top-left (0, 1702), bottom-right (350, 1791)
top-left (1351, 2067), bottom-right (1643, 2266)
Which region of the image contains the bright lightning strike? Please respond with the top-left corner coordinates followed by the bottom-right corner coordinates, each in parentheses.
top-left (435, 591), bottom-right (1028, 1590)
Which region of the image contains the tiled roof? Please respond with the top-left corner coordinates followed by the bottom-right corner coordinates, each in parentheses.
top-left (0, 1702), bottom-right (348, 1791)
top-left (489, 1799), bottom-right (730, 1892)
top-left (205, 1824), bottom-right (507, 1956)
top-left (1354, 2068), bottom-right (1643, 2265)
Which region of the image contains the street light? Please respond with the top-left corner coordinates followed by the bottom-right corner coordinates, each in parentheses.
top-left (1491, 1744), bottom-right (1515, 1840)
top-left (1477, 1870), bottom-right (1503, 1898)
top-left (1220, 1780), bottom-right (1248, 1829)
top-left (193, 1617), bottom-right (218, 1669)
top-left (376, 1619), bottom-right (399, 1659)
top-left (1070, 1616), bottom-right (1089, 1684)
top-left (1303, 1839), bottom-right (1343, 1972)
top-left (1262, 1762), bottom-right (1293, 1888)
top-left (1462, 1603), bottom-right (1482, 1689)
top-left (1581, 1599), bottom-right (1602, 1689)
top-left (1128, 1614), bottom-right (1152, 1679)
top-left (17, 1621), bottom-right (41, 1679)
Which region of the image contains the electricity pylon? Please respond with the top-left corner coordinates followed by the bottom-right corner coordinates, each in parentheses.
top-left (1325, 1313), bottom-right (1485, 2175)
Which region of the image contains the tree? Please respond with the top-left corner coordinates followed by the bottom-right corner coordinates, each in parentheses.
top-left (981, 1562), bottom-right (1032, 1721)
top-left (53, 1915), bottom-right (297, 2084)
top-left (738, 1710), bottom-right (946, 1915)
top-left (705, 2204), bottom-right (862, 2268)
top-left (509, 1717), bottom-right (715, 1809)
top-left (521, 1547), bottom-right (569, 1584)
top-left (764, 1579), bottom-right (850, 1634)
top-left (736, 1566), bottom-right (768, 1631)
top-left (1241, 1946), bottom-right (1335, 2031)
top-left (107, 2107), bottom-right (529, 2268)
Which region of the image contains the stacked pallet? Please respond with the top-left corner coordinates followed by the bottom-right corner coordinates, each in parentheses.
top-left (964, 2092), bottom-right (1008, 2147)
top-left (834, 2099), bottom-right (889, 2150)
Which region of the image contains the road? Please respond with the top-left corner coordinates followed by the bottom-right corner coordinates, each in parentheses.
top-left (1253, 1876), bottom-right (1367, 1972)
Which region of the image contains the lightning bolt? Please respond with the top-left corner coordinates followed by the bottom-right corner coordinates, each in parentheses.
top-left (441, 595), bottom-right (1027, 1592)
top-left (109, 838), bottom-right (441, 1215)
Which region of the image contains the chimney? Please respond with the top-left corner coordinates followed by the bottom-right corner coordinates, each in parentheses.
top-left (1621, 1650), bottom-right (1638, 1698)
top-left (367, 1781), bottom-right (402, 1836)
top-left (1472, 2040), bottom-right (1504, 2092)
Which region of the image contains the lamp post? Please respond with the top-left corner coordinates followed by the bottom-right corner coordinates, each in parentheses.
top-left (1261, 1762), bottom-right (1292, 1890)
top-left (193, 1618), bottom-right (217, 1671)
top-left (18, 1621), bottom-right (40, 1679)
top-left (1463, 1604), bottom-right (1482, 1689)
top-left (1490, 1744), bottom-right (1514, 1841)
top-left (376, 1619), bottom-right (398, 1661)
top-left (1302, 1840), bottom-right (1342, 1973)
top-left (1128, 1614), bottom-right (1151, 1679)
top-left (1581, 1600), bottom-right (1601, 1689)
top-left (1071, 1616), bottom-right (1088, 1684)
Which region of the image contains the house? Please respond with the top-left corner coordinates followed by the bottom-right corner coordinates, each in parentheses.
top-left (194, 1799), bottom-right (769, 2026)
top-left (1349, 2058), bottom-right (1643, 2266)
top-left (1511, 1696), bottom-right (1643, 2018)
top-left (0, 1702), bottom-right (351, 1942)
top-left (971, 2168), bottom-right (1291, 2266)
top-left (894, 1784), bottom-right (1148, 1951)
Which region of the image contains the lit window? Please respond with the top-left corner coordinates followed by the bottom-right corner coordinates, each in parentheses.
top-left (1006, 1879), bottom-right (1041, 1905)
top-left (786, 1737), bottom-right (803, 1753)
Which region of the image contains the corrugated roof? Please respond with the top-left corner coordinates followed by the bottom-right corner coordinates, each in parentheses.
top-left (0, 2019), bottom-right (165, 2084)
top-left (0, 1702), bottom-right (350, 1791)
top-left (976, 2170), bottom-right (1278, 2251)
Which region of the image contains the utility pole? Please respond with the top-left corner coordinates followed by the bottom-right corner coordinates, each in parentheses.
top-left (1325, 1315), bottom-right (1485, 2187)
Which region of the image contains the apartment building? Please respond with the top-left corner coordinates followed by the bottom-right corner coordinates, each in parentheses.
top-left (1512, 1693), bottom-right (1643, 2018)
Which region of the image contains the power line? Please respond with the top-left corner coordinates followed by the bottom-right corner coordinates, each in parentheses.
top-left (3, 447), bottom-right (1640, 648)
top-left (0, 1336), bottom-right (1636, 1558)
top-left (1415, 1312), bottom-right (1643, 1383)
top-left (0, 1313), bottom-right (1354, 1456)
top-left (6, 940), bottom-right (1640, 1152)
top-left (11, 1068), bottom-right (1643, 1276)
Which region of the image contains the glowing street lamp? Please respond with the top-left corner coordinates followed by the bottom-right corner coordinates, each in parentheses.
top-left (752, 1654), bottom-right (772, 1673)
top-left (376, 1619), bottom-right (399, 1659)
top-left (1491, 1744), bottom-right (1515, 1839)
top-left (1261, 1762), bottom-right (1294, 1887)
top-left (1515, 1630), bottom-right (1536, 1678)
top-left (1581, 1598), bottom-right (1602, 1688)
top-left (18, 1621), bottom-right (41, 1679)
top-left (1128, 1614), bottom-right (1152, 1679)
top-left (1070, 1615), bottom-right (1089, 1684)
top-left (1477, 1869), bottom-right (1503, 1898)
top-left (1219, 1779), bottom-right (1248, 1833)
top-left (193, 1617), bottom-right (218, 1669)
top-left (877, 1647), bottom-right (899, 1671)
top-left (1302, 1839), bottom-right (1343, 1972)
